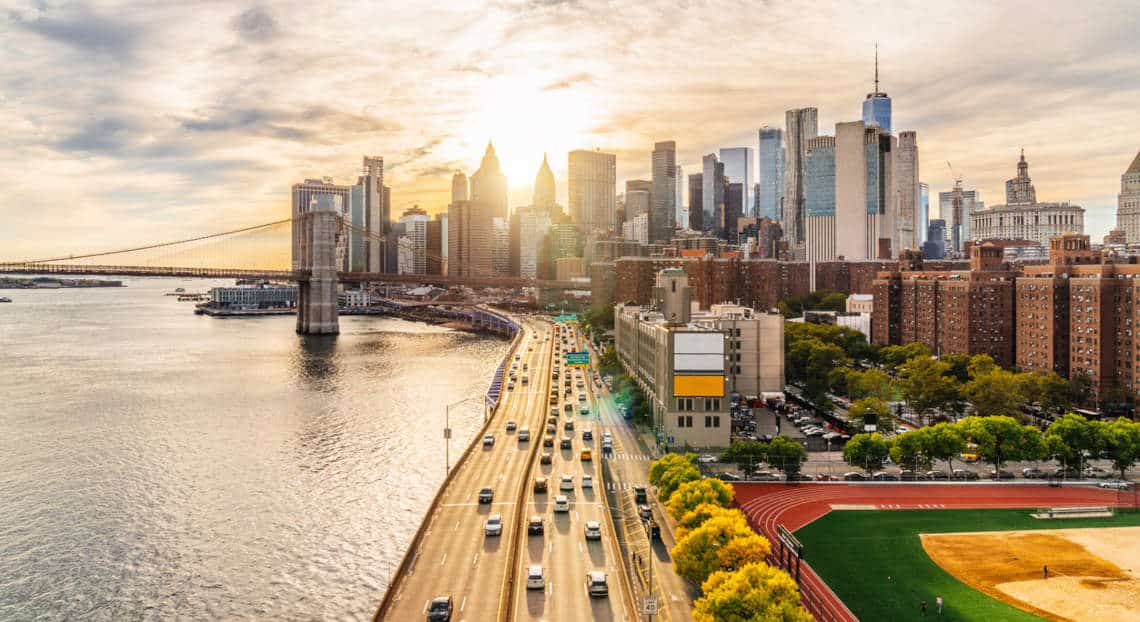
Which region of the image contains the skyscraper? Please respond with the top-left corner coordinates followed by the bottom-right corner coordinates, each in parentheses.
top-left (918, 182), bottom-right (930, 246)
top-left (862, 45), bottom-right (891, 133)
top-left (894, 131), bottom-right (920, 252)
top-left (939, 184), bottom-right (981, 254)
top-left (1116, 151), bottom-right (1140, 243)
top-left (451, 170), bottom-right (469, 203)
top-left (804, 136), bottom-right (837, 265)
top-left (675, 165), bottom-right (686, 228)
top-left (533, 153), bottom-right (556, 211)
top-left (651, 141), bottom-right (677, 242)
top-left (725, 182), bottom-right (744, 243)
top-left (568, 149), bottom-right (617, 231)
top-left (701, 154), bottom-right (725, 235)
top-left (470, 141), bottom-right (508, 220)
top-left (835, 121), bottom-right (893, 260)
top-left (360, 156), bottom-right (389, 272)
top-left (399, 206), bottom-right (429, 275)
top-left (293, 176), bottom-right (352, 272)
top-left (758, 127), bottom-right (785, 221)
top-left (783, 107), bottom-right (819, 258)
top-left (427, 213), bottom-right (446, 275)
top-left (492, 217), bottom-right (510, 275)
top-left (719, 147), bottom-right (753, 217)
top-left (688, 173), bottom-right (703, 232)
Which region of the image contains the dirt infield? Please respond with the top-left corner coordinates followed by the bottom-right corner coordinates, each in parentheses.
top-left (922, 527), bottom-right (1140, 622)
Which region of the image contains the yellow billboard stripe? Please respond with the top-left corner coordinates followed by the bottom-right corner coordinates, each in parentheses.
top-left (673, 375), bottom-right (724, 397)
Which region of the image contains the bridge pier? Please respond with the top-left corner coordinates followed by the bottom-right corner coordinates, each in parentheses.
top-left (294, 202), bottom-right (340, 334)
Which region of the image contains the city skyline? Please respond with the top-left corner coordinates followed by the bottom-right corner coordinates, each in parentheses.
top-left (2, 1), bottom-right (1139, 259)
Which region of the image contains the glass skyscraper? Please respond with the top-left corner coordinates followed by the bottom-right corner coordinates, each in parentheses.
top-left (719, 147), bottom-right (752, 217)
top-left (918, 182), bottom-right (929, 245)
top-left (805, 142), bottom-right (836, 217)
top-left (758, 128), bottom-right (785, 221)
top-left (862, 46), bottom-right (891, 133)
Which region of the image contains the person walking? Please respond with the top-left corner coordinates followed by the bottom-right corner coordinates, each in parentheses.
top-left (936, 595), bottom-right (943, 615)
top-left (1043, 565), bottom-right (1049, 579)
top-left (921, 600), bottom-right (928, 616)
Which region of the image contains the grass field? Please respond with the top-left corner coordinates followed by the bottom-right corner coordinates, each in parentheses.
top-left (795, 509), bottom-right (1140, 621)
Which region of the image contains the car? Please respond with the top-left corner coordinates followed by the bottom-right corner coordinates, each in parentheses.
top-left (580, 406), bottom-right (590, 415)
top-left (563, 404), bottom-right (574, 415)
top-left (526, 565), bottom-right (545, 590)
top-left (602, 432), bottom-right (613, 443)
top-left (586, 571), bottom-right (608, 597)
top-left (899, 470), bottom-right (920, 481)
top-left (815, 474), bottom-right (838, 481)
top-left (1099, 479), bottom-right (1131, 490)
top-left (514, 354), bottom-right (521, 360)
top-left (925, 470), bottom-right (950, 480)
top-left (484, 514), bottom-right (503, 537)
top-left (581, 474), bottom-right (594, 488)
top-left (871, 471), bottom-right (899, 481)
top-left (527, 515), bottom-right (544, 535)
top-left (543, 435), bottom-right (554, 448)
top-left (560, 437), bottom-right (572, 450)
top-left (602, 441), bottom-right (613, 454)
top-left (580, 449), bottom-right (592, 461)
top-left (518, 428), bottom-right (530, 442)
top-left (1022, 467), bottom-right (1045, 479)
top-left (698, 454), bottom-right (717, 464)
top-left (716, 471), bottom-right (743, 481)
top-left (1051, 467), bottom-right (1081, 479)
top-left (843, 472), bottom-right (868, 481)
top-left (638, 504), bottom-right (652, 520)
top-left (960, 453), bottom-right (980, 463)
top-left (582, 429), bottom-right (593, 441)
top-left (578, 394), bottom-right (587, 403)
top-left (533, 477), bottom-right (548, 493)
top-left (1083, 466), bottom-right (1111, 479)
top-left (751, 471), bottom-right (782, 481)
top-left (564, 420), bottom-right (575, 431)
top-left (804, 429), bottom-right (825, 437)
top-left (483, 434), bottom-right (495, 447)
top-left (427, 595), bottom-right (453, 621)
top-left (521, 376), bottom-right (529, 385)
top-left (549, 407), bottom-right (559, 416)
top-left (584, 520), bottom-right (601, 540)
top-left (478, 487), bottom-right (493, 503)
top-left (540, 452), bottom-right (552, 465)
top-left (553, 495), bottom-right (570, 512)
top-left (507, 382), bottom-right (515, 391)
top-left (506, 420), bottom-right (517, 432)
top-left (560, 474), bottom-right (574, 491)
top-left (990, 469), bottom-right (1015, 480)
top-left (546, 424), bottom-right (556, 435)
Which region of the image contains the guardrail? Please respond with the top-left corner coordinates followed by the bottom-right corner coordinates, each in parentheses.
top-left (372, 317), bottom-right (526, 622)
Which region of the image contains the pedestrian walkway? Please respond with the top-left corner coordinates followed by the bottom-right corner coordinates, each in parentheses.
top-left (607, 452), bottom-right (652, 462)
top-left (606, 481), bottom-right (648, 492)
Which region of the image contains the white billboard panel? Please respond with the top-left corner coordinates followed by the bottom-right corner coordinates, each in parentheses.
top-left (673, 332), bottom-right (724, 355)
top-left (673, 354), bottom-right (723, 372)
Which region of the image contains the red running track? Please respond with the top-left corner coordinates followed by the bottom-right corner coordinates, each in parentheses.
top-left (735, 483), bottom-right (1133, 622)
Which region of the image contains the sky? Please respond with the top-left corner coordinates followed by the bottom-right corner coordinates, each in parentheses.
top-left (2, 0), bottom-right (1139, 261)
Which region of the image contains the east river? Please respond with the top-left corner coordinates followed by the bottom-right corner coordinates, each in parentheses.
top-left (0, 278), bottom-right (510, 620)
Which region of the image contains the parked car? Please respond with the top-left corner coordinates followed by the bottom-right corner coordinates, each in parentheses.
top-left (584, 520), bottom-right (602, 540)
top-left (871, 471), bottom-right (899, 481)
top-left (484, 514), bottom-right (503, 537)
top-left (843, 472), bottom-right (868, 481)
top-left (990, 469), bottom-right (1015, 480)
top-left (952, 469), bottom-right (980, 481)
top-left (478, 487), bottom-right (493, 503)
top-left (751, 471), bottom-right (782, 481)
top-left (1099, 479), bottom-right (1132, 490)
top-left (698, 454), bottom-right (717, 464)
top-left (716, 471), bottom-right (744, 482)
top-left (1083, 466), bottom-right (1111, 479)
top-left (1022, 467), bottom-right (1045, 479)
top-left (926, 470), bottom-right (951, 480)
top-left (1051, 467), bottom-right (1081, 479)
top-left (527, 515), bottom-right (544, 535)
top-left (815, 474), bottom-right (838, 481)
top-left (426, 595), bottom-right (453, 622)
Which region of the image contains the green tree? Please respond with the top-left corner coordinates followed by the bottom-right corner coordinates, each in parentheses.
top-left (889, 427), bottom-right (934, 472)
top-left (766, 436), bottom-right (808, 479)
top-left (941, 353), bottom-right (973, 383)
top-left (1032, 371), bottom-right (1073, 414)
top-left (666, 478), bottom-right (735, 521)
top-left (964, 370), bottom-right (1026, 419)
top-left (958, 416), bottom-right (1042, 469)
top-left (847, 397), bottom-right (894, 434)
top-left (803, 341), bottom-right (847, 404)
top-left (720, 440), bottom-right (768, 476)
top-left (898, 356), bottom-right (960, 423)
top-left (1097, 418), bottom-right (1140, 478)
top-left (649, 453), bottom-right (697, 486)
top-left (658, 462), bottom-right (702, 502)
top-left (925, 422), bottom-right (966, 472)
top-left (1069, 370), bottom-right (1093, 406)
top-left (677, 504), bottom-right (745, 539)
top-left (1045, 413), bottom-right (1101, 471)
top-left (845, 368), bottom-right (894, 401)
top-left (966, 354), bottom-right (997, 378)
top-left (880, 342), bottom-right (931, 370)
top-left (818, 291), bottom-right (848, 312)
top-left (672, 515), bottom-right (771, 585)
top-left (694, 562), bottom-right (813, 622)
top-left (842, 433), bottom-right (891, 473)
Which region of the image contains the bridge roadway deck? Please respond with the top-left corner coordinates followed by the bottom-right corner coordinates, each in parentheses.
top-left (379, 319), bottom-right (556, 621)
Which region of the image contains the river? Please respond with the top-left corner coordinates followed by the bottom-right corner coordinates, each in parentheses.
top-left (0, 277), bottom-right (510, 620)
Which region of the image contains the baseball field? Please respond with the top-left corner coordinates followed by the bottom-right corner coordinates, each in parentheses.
top-left (794, 509), bottom-right (1140, 621)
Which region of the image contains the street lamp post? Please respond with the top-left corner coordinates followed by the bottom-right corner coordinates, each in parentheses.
top-left (445, 397), bottom-right (480, 477)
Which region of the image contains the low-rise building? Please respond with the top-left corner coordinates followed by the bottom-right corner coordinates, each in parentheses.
top-left (209, 285), bottom-right (297, 309)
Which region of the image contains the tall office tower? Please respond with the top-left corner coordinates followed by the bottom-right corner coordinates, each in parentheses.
top-left (510, 207), bottom-right (552, 279)
top-left (625, 180), bottom-right (652, 214)
top-left (675, 165), bottom-right (686, 228)
top-left (1005, 150), bottom-right (1037, 205)
top-left (293, 177), bottom-right (351, 271)
top-left (447, 199), bottom-right (494, 277)
top-left (835, 121), bottom-right (894, 260)
top-left (862, 45), bottom-right (891, 133)
top-left (533, 153), bottom-right (556, 210)
top-left (922, 219), bottom-right (946, 259)
top-left (725, 183), bottom-right (744, 243)
top-left (399, 206), bottom-right (429, 274)
top-left (688, 173), bottom-right (704, 231)
top-left (753, 182), bottom-right (761, 216)
top-left (758, 127), bottom-right (785, 220)
top-left (625, 190), bottom-right (650, 223)
top-left (492, 217), bottom-right (510, 275)
top-left (701, 154), bottom-right (725, 235)
top-left (783, 107), bottom-right (819, 258)
top-left (451, 170), bottom-right (469, 203)
top-left (918, 182), bottom-right (930, 246)
top-left (804, 136), bottom-right (837, 265)
top-left (470, 142), bottom-right (508, 219)
top-left (427, 213), bottom-right (446, 275)
top-left (1117, 151), bottom-right (1140, 243)
top-left (719, 147), bottom-right (753, 216)
top-left (651, 141), bottom-right (677, 242)
top-left (938, 184), bottom-right (981, 254)
top-left (568, 149), bottom-right (617, 231)
top-left (358, 156), bottom-right (388, 272)
top-left (346, 183), bottom-right (366, 272)
top-left (894, 131), bottom-right (920, 252)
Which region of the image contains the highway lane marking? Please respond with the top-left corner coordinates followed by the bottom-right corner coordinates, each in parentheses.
top-left (440, 501), bottom-right (517, 507)
top-left (440, 553), bottom-right (447, 565)
top-left (454, 520), bottom-right (460, 531)
top-left (472, 553), bottom-right (479, 567)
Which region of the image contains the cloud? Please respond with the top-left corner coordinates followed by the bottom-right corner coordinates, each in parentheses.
top-left (7, 5), bottom-right (140, 61)
top-left (57, 117), bottom-right (138, 154)
top-left (231, 6), bottom-right (276, 42)
top-left (542, 72), bottom-right (592, 91)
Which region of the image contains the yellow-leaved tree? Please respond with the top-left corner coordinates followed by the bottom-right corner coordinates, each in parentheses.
top-left (666, 478), bottom-right (734, 521)
top-left (693, 562), bottom-right (813, 622)
top-left (672, 514), bottom-right (770, 585)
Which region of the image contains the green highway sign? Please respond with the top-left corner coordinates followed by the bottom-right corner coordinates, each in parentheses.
top-left (565, 351), bottom-right (590, 366)
top-left (554, 313), bottom-right (578, 322)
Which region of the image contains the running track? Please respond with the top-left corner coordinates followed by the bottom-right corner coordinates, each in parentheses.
top-left (736, 483), bottom-right (1134, 622)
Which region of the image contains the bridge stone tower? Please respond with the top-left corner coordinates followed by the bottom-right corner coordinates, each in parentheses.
top-left (295, 197), bottom-right (341, 334)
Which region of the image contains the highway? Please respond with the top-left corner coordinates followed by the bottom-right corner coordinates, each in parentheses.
top-left (514, 324), bottom-right (631, 621)
top-left (379, 319), bottom-right (554, 621)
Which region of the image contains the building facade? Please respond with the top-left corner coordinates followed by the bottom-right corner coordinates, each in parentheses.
top-left (719, 147), bottom-right (753, 218)
top-left (292, 177), bottom-right (351, 272)
top-left (783, 107), bottom-right (819, 258)
top-left (1115, 151), bottom-right (1140, 243)
top-left (688, 173), bottom-right (703, 232)
top-left (651, 141), bottom-right (677, 243)
top-left (569, 149), bottom-right (617, 232)
top-left (939, 184), bottom-right (981, 254)
top-left (471, 142), bottom-right (508, 220)
top-left (398, 208), bottom-right (429, 275)
top-left (894, 131), bottom-right (920, 252)
top-left (970, 152), bottom-right (1084, 246)
top-left (758, 127), bottom-right (785, 221)
top-left (701, 154), bottom-right (725, 236)
top-left (804, 136), bottom-right (837, 266)
top-left (447, 199), bottom-right (494, 277)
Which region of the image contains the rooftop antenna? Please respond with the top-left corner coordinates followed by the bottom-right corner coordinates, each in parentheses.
top-left (874, 42), bottom-right (880, 93)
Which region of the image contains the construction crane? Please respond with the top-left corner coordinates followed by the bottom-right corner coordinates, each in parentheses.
top-left (946, 161), bottom-right (963, 188)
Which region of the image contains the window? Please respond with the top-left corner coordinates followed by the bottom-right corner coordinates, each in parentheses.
top-left (705, 415), bottom-right (712, 427)
top-left (685, 415), bottom-right (693, 427)
top-left (713, 415), bottom-right (721, 428)
top-left (677, 415), bottom-right (684, 428)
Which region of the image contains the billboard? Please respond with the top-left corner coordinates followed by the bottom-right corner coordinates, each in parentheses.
top-left (673, 331), bottom-right (724, 397)
top-left (674, 375), bottom-right (724, 397)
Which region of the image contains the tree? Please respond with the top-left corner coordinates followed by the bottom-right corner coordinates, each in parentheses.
top-left (1045, 413), bottom-right (1101, 471)
top-left (720, 440), bottom-right (767, 476)
top-left (964, 370), bottom-right (1026, 419)
top-left (667, 478), bottom-right (735, 521)
top-left (847, 397), bottom-right (894, 434)
top-left (842, 433), bottom-right (891, 473)
top-left (1029, 371), bottom-right (1073, 414)
top-left (658, 462), bottom-right (702, 502)
top-left (845, 368), bottom-right (894, 401)
top-left (766, 436), bottom-right (808, 479)
top-left (818, 291), bottom-right (848, 312)
top-left (803, 341), bottom-right (847, 404)
top-left (677, 504), bottom-right (745, 539)
top-left (898, 356), bottom-right (960, 423)
top-left (694, 563), bottom-right (813, 622)
top-left (925, 422), bottom-right (966, 472)
top-left (1098, 418), bottom-right (1140, 478)
top-left (889, 427), bottom-right (934, 472)
top-left (672, 514), bottom-right (771, 585)
top-left (941, 353), bottom-right (973, 383)
top-left (966, 354), bottom-right (997, 378)
top-left (880, 342), bottom-right (931, 370)
top-left (649, 453), bottom-right (697, 486)
top-left (1069, 370), bottom-right (1093, 406)
top-left (958, 416), bottom-right (1042, 469)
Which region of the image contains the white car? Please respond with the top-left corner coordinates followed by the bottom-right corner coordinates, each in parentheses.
top-left (518, 428), bottom-right (530, 442)
top-left (1099, 479), bottom-right (1131, 490)
top-left (554, 495), bottom-right (570, 512)
top-left (584, 520), bottom-right (601, 540)
top-left (560, 474), bottom-right (574, 491)
top-left (602, 432), bottom-right (613, 443)
top-left (484, 514), bottom-right (503, 537)
top-left (483, 434), bottom-right (495, 446)
top-left (581, 475), bottom-right (594, 488)
top-left (526, 565), bottom-right (545, 589)
top-left (698, 454), bottom-right (717, 464)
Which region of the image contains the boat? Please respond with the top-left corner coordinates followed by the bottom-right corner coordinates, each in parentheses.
top-left (174, 287), bottom-right (186, 293)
